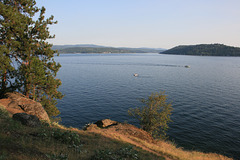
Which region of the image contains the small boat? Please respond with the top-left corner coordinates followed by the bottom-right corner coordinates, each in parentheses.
top-left (133, 73), bottom-right (139, 77)
top-left (185, 65), bottom-right (190, 68)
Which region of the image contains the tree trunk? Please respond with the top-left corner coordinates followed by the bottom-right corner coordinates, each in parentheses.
top-left (0, 70), bottom-right (7, 98)
top-left (32, 84), bottom-right (36, 100)
top-left (1, 70), bottom-right (7, 90)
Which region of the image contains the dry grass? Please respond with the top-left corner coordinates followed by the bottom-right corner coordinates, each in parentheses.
top-left (86, 123), bottom-right (233, 160)
top-left (132, 137), bottom-right (232, 160)
top-left (0, 106), bottom-right (232, 160)
top-left (0, 107), bottom-right (163, 160)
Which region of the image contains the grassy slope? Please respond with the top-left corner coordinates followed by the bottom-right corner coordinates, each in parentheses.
top-left (0, 106), bottom-right (232, 160)
top-left (0, 106), bottom-right (162, 160)
top-left (86, 124), bottom-right (233, 160)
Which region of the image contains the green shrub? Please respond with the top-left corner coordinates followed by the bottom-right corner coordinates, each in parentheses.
top-left (51, 129), bottom-right (81, 145)
top-left (46, 152), bottom-right (68, 160)
top-left (91, 145), bottom-right (139, 160)
top-left (0, 106), bottom-right (10, 119)
top-left (128, 92), bottom-right (173, 139)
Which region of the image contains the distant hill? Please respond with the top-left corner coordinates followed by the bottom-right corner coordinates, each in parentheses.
top-left (161, 44), bottom-right (240, 56)
top-left (53, 44), bottom-right (165, 53)
top-left (52, 44), bottom-right (107, 50)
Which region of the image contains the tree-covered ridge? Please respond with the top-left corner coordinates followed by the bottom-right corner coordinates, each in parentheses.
top-left (161, 44), bottom-right (240, 56)
top-left (58, 47), bottom-right (163, 53)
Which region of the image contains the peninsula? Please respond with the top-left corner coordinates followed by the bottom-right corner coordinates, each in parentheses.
top-left (161, 44), bottom-right (240, 56)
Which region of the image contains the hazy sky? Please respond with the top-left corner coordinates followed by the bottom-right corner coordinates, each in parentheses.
top-left (37, 0), bottom-right (240, 49)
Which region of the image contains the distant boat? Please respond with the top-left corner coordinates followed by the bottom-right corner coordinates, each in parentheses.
top-left (133, 73), bottom-right (139, 77)
top-left (185, 65), bottom-right (190, 68)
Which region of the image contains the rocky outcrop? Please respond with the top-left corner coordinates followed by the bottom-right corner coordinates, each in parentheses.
top-left (13, 113), bottom-right (41, 127)
top-left (0, 92), bottom-right (50, 122)
top-left (94, 119), bottom-right (118, 128)
top-left (85, 119), bottom-right (154, 143)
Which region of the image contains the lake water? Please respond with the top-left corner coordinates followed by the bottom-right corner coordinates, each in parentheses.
top-left (55, 53), bottom-right (240, 159)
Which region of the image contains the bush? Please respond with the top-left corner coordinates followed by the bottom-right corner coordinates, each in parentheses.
top-left (0, 106), bottom-right (9, 119)
top-left (91, 145), bottom-right (139, 160)
top-left (128, 92), bottom-right (173, 139)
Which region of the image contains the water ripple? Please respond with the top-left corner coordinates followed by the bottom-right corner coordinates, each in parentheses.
top-left (56, 54), bottom-right (240, 159)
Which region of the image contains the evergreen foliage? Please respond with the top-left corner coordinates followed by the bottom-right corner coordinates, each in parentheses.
top-left (128, 92), bottom-right (173, 139)
top-left (0, 0), bottom-right (63, 117)
top-left (161, 44), bottom-right (240, 56)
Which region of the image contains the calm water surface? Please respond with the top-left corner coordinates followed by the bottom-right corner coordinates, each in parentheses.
top-left (55, 53), bottom-right (240, 159)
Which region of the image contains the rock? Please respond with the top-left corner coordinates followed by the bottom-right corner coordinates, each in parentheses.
top-left (94, 119), bottom-right (118, 128)
top-left (0, 92), bottom-right (50, 122)
top-left (13, 113), bottom-right (41, 127)
top-left (84, 119), bottom-right (118, 131)
top-left (84, 124), bottom-right (98, 131)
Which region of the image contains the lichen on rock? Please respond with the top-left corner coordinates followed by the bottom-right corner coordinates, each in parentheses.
top-left (0, 92), bottom-right (50, 122)
top-left (13, 113), bottom-right (41, 127)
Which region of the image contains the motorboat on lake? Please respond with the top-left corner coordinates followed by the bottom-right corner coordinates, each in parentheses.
top-left (133, 73), bottom-right (139, 77)
top-left (185, 65), bottom-right (190, 68)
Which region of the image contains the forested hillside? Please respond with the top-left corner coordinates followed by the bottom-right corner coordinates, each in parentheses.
top-left (161, 44), bottom-right (240, 56)
top-left (57, 46), bottom-right (164, 53)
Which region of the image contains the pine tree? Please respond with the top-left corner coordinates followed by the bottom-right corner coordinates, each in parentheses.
top-left (0, 45), bottom-right (15, 97)
top-left (1, 0), bottom-right (63, 118)
top-left (0, 0), bottom-right (29, 96)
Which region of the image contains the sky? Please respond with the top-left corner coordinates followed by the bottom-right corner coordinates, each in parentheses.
top-left (36, 0), bottom-right (240, 49)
